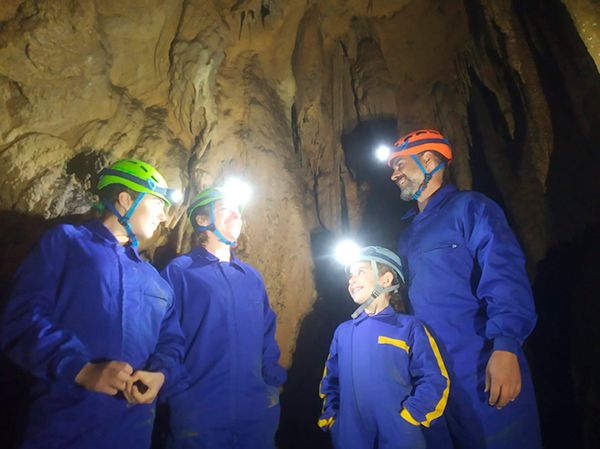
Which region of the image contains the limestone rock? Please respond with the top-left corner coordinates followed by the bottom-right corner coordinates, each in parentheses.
top-left (0, 0), bottom-right (599, 371)
top-left (562, 0), bottom-right (600, 72)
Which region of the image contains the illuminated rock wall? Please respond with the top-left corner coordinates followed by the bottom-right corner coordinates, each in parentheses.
top-left (1, 0), bottom-right (599, 376)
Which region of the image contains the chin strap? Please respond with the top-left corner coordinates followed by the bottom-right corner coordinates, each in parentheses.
top-left (350, 260), bottom-right (399, 319)
top-left (410, 155), bottom-right (446, 201)
top-left (193, 202), bottom-right (236, 246)
top-left (102, 193), bottom-right (146, 247)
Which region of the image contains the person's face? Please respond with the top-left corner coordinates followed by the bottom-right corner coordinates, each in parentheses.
top-left (390, 156), bottom-right (424, 201)
top-left (348, 261), bottom-right (376, 305)
top-left (210, 199), bottom-right (243, 242)
top-left (128, 194), bottom-right (167, 240)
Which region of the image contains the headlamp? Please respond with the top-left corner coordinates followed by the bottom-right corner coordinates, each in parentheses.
top-left (167, 189), bottom-right (183, 204)
top-left (334, 240), bottom-right (361, 266)
top-left (222, 178), bottom-right (252, 208)
top-left (375, 144), bottom-right (391, 162)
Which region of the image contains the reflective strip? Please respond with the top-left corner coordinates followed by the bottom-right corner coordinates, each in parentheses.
top-left (99, 168), bottom-right (151, 189)
top-left (378, 336), bottom-right (410, 353)
top-left (317, 416), bottom-right (335, 430)
top-left (400, 408), bottom-right (421, 426)
top-left (318, 358), bottom-right (335, 429)
top-left (399, 326), bottom-right (450, 428)
top-left (319, 362), bottom-right (327, 399)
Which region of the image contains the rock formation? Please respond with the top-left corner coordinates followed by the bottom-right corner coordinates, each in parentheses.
top-left (1, 1), bottom-right (599, 446)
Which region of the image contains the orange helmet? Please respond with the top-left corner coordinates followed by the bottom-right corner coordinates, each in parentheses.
top-left (387, 129), bottom-right (453, 167)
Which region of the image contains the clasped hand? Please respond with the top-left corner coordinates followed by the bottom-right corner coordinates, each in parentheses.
top-left (75, 361), bottom-right (165, 404)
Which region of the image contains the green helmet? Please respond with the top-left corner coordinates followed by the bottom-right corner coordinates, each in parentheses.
top-left (187, 186), bottom-right (244, 246)
top-left (97, 159), bottom-right (178, 205)
top-left (186, 187), bottom-right (225, 223)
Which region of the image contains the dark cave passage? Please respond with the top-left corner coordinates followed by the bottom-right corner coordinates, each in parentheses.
top-left (277, 230), bottom-right (353, 449)
top-left (340, 117), bottom-right (411, 249)
top-left (278, 117), bottom-right (408, 449)
top-left (467, 1), bottom-right (600, 446)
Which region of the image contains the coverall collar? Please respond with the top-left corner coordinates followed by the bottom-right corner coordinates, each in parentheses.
top-left (353, 305), bottom-right (395, 325)
top-left (191, 245), bottom-right (247, 273)
top-left (84, 219), bottom-right (143, 262)
top-left (401, 184), bottom-right (457, 222)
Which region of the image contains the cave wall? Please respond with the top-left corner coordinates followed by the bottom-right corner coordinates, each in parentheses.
top-left (0, 0), bottom-right (477, 366)
top-left (1, 7), bottom-right (599, 441)
top-left (562, 0), bottom-right (600, 71)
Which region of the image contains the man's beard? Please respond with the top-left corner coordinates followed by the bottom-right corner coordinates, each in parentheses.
top-left (397, 175), bottom-right (423, 201)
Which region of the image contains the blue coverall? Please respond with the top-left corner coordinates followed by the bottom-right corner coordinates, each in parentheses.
top-left (397, 184), bottom-right (542, 449)
top-left (161, 246), bottom-right (287, 449)
top-left (0, 219), bottom-right (186, 449)
top-left (318, 306), bottom-right (450, 449)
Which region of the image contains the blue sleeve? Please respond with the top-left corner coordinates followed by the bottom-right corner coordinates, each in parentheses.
top-left (160, 263), bottom-right (184, 311)
top-left (144, 285), bottom-right (187, 395)
top-left (0, 227), bottom-right (90, 384)
top-left (465, 196), bottom-right (537, 353)
top-left (261, 285), bottom-right (287, 387)
top-left (154, 264), bottom-right (188, 396)
top-left (400, 322), bottom-right (450, 427)
top-left (318, 330), bottom-right (340, 431)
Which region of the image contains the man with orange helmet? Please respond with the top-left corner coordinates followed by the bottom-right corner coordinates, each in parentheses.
top-left (386, 130), bottom-right (541, 449)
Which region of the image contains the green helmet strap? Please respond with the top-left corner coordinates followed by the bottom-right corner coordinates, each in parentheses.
top-left (97, 159), bottom-right (176, 247)
top-left (194, 201), bottom-right (237, 247)
top-left (188, 188), bottom-right (239, 247)
top-left (101, 193), bottom-right (146, 247)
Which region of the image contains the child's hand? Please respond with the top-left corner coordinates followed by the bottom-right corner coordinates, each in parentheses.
top-left (484, 350), bottom-right (522, 409)
top-left (123, 370), bottom-right (165, 404)
top-left (75, 361), bottom-right (133, 395)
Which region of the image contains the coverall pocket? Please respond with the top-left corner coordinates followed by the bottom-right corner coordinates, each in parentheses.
top-left (140, 292), bottom-right (169, 344)
top-left (144, 291), bottom-right (168, 301)
top-left (142, 276), bottom-right (170, 307)
top-left (422, 242), bottom-right (459, 254)
top-left (143, 293), bottom-right (168, 321)
top-left (146, 294), bottom-right (166, 301)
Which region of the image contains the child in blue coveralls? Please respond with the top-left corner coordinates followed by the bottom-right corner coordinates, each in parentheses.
top-left (161, 185), bottom-right (287, 449)
top-left (0, 159), bottom-right (186, 449)
top-left (319, 246), bottom-right (449, 449)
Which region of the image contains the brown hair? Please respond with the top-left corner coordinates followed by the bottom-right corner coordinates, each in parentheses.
top-left (376, 262), bottom-right (409, 314)
top-left (94, 184), bottom-right (140, 220)
top-left (190, 203), bottom-right (211, 247)
top-left (190, 201), bottom-right (245, 248)
top-left (419, 150), bottom-right (451, 184)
